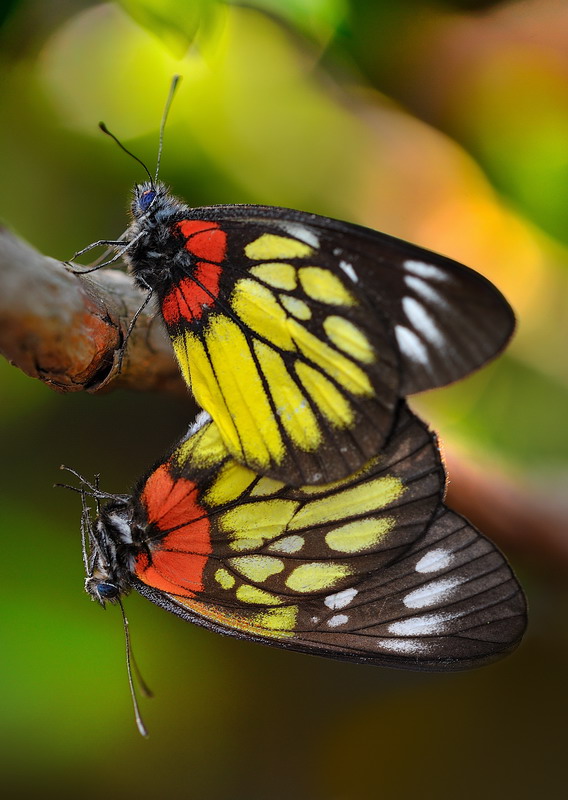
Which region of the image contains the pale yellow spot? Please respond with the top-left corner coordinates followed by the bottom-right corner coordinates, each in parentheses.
top-left (254, 340), bottom-right (321, 451)
top-left (299, 267), bottom-right (355, 306)
top-left (289, 318), bottom-right (373, 396)
top-left (289, 476), bottom-right (405, 530)
top-left (286, 563), bottom-right (352, 593)
top-left (205, 460), bottom-right (256, 506)
top-left (323, 316), bottom-right (375, 364)
top-left (232, 279), bottom-right (294, 351)
top-left (219, 499), bottom-right (299, 551)
top-left (250, 476), bottom-right (286, 497)
top-left (230, 555), bottom-right (285, 582)
top-left (173, 418), bottom-right (228, 469)
top-left (268, 535), bottom-right (305, 554)
top-left (204, 315), bottom-right (284, 465)
top-left (251, 605), bottom-right (298, 636)
top-left (236, 585), bottom-right (283, 605)
top-left (295, 362), bottom-right (353, 428)
top-left (245, 234), bottom-right (313, 260)
top-left (250, 262), bottom-right (297, 290)
top-left (279, 295), bottom-right (312, 320)
top-left (215, 568), bottom-right (235, 589)
top-left (325, 517), bottom-right (396, 553)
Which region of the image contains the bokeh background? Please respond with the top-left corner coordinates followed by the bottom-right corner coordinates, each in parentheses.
top-left (1, 1), bottom-right (567, 797)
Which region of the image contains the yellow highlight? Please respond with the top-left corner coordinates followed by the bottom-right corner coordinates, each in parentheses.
top-left (250, 476), bottom-right (286, 496)
top-left (215, 568), bottom-right (235, 589)
top-left (171, 332), bottom-right (192, 387)
top-left (236, 585), bottom-right (283, 605)
top-left (279, 295), bottom-right (312, 320)
top-left (204, 315), bottom-right (284, 466)
top-left (250, 262), bottom-right (297, 290)
top-left (174, 331), bottom-right (243, 458)
top-left (251, 605), bottom-right (298, 636)
top-left (286, 563), bottom-right (351, 593)
top-left (245, 234), bottom-right (313, 260)
top-left (254, 340), bottom-right (321, 451)
top-left (289, 318), bottom-right (373, 396)
top-left (230, 555), bottom-right (285, 582)
top-left (289, 476), bottom-right (405, 530)
top-left (325, 517), bottom-right (396, 553)
top-left (219, 498), bottom-right (299, 551)
top-left (299, 267), bottom-right (355, 306)
top-left (205, 460), bottom-right (256, 506)
top-left (174, 419), bottom-right (228, 469)
top-left (232, 279), bottom-right (294, 351)
top-left (295, 362), bottom-right (353, 428)
top-left (175, 597), bottom-right (296, 639)
top-left (323, 316), bottom-right (375, 364)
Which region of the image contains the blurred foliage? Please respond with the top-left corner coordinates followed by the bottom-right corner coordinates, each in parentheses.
top-left (0, 0), bottom-right (566, 798)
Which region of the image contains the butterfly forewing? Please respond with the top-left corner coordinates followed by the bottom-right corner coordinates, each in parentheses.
top-left (125, 196), bottom-right (515, 485)
top-left (113, 402), bottom-right (525, 669)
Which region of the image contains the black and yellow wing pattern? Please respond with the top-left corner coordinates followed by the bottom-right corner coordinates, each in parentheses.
top-left (123, 187), bottom-right (515, 485)
top-left (86, 403), bottom-right (526, 670)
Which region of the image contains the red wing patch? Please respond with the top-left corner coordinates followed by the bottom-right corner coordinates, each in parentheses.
top-left (175, 220), bottom-right (227, 262)
top-left (136, 464), bottom-right (211, 597)
top-left (161, 263), bottom-right (222, 324)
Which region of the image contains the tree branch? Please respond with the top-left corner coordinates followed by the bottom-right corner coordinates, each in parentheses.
top-left (1, 226), bottom-right (565, 570)
top-left (0, 225), bottom-right (184, 394)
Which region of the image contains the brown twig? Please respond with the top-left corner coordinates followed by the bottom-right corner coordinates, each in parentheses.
top-left (0, 225), bottom-right (184, 394)
top-left (1, 226), bottom-right (566, 569)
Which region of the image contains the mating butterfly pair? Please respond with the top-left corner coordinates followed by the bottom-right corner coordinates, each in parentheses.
top-left (73, 177), bottom-right (525, 675)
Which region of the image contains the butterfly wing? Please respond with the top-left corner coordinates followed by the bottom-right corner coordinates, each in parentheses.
top-left (128, 403), bottom-right (526, 669)
top-left (159, 205), bottom-right (513, 484)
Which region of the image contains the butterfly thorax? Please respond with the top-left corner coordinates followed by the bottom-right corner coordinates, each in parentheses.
top-left (86, 501), bottom-right (149, 605)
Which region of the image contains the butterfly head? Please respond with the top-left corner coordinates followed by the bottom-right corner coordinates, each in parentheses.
top-left (132, 180), bottom-right (163, 219)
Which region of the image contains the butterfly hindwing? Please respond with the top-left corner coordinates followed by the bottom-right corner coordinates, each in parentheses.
top-left (117, 402), bottom-right (525, 670)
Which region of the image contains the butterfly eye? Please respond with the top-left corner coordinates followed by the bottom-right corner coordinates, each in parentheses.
top-left (138, 190), bottom-right (156, 212)
top-left (96, 582), bottom-right (119, 600)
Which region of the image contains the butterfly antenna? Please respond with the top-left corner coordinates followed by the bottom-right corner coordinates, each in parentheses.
top-left (99, 122), bottom-right (154, 187)
top-left (118, 598), bottom-right (150, 738)
top-left (155, 74), bottom-right (182, 182)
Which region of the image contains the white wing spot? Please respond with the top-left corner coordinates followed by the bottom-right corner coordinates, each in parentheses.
top-left (415, 549), bottom-right (453, 573)
top-left (324, 587), bottom-right (358, 610)
top-left (275, 221), bottom-right (320, 249)
top-left (404, 260), bottom-right (448, 281)
top-left (339, 260), bottom-right (358, 283)
top-left (327, 614), bottom-right (349, 628)
top-left (395, 325), bottom-right (429, 365)
top-left (403, 577), bottom-right (463, 609)
top-left (311, 616), bottom-right (320, 623)
top-left (388, 611), bottom-right (460, 636)
top-left (402, 297), bottom-right (444, 347)
top-left (404, 275), bottom-right (449, 308)
top-left (376, 639), bottom-right (429, 654)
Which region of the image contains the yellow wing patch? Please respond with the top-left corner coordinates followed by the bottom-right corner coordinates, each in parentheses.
top-left (250, 262), bottom-right (297, 290)
top-left (285, 562), bottom-right (352, 592)
top-left (325, 516), bottom-right (396, 553)
top-left (245, 234), bottom-right (313, 260)
top-left (298, 267), bottom-right (355, 306)
top-left (323, 316), bottom-right (375, 364)
top-left (175, 596), bottom-right (298, 639)
top-left (230, 555), bottom-right (285, 582)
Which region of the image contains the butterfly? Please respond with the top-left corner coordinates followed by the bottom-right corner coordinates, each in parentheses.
top-left (92, 180), bottom-right (513, 488)
top-left (79, 401), bottom-right (526, 672)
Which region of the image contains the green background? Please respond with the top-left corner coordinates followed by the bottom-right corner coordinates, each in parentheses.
top-left (1, 1), bottom-right (566, 797)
